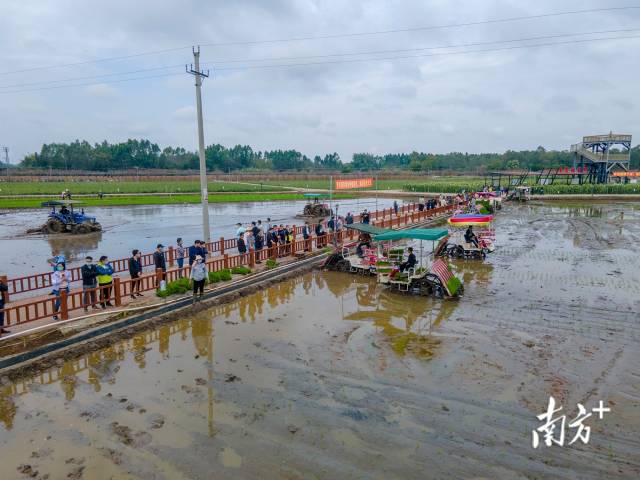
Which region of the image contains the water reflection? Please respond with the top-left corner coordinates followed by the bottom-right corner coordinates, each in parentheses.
top-left (46, 231), bottom-right (103, 262)
top-left (0, 270), bottom-right (463, 430)
top-left (451, 259), bottom-right (495, 293)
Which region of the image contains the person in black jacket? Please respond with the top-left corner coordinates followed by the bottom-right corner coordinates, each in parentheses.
top-left (399, 247), bottom-right (417, 272)
top-left (196, 241), bottom-right (208, 262)
top-left (153, 244), bottom-right (166, 286)
top-left (0, 276), bottom-right (9, 335)
top-left (188, 240), bottom-right (199, 266)
top-left (128, 249), bottom-right (143, 298)
top-left (81, 256), bottom-right (100, 312)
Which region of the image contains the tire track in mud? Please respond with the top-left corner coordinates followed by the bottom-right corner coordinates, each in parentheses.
top-left (230, 341), bottom-right (640, 479)
top-left (491, 248), bottom-right (639, 265)
top-left (457, 301), bottom-right (640, 343)
top-left (478, 269), bottom-right (640, 294)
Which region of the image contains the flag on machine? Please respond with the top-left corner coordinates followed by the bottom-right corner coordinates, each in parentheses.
top-left (431, 259), bottom-right (462, 296)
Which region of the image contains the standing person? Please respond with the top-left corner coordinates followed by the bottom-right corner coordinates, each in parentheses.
top-left (251, 222), bottom-right (261, 245)
top-left (266, 226), bottom-right (273, 249)
top-left (278, 224), bottom-right (287, 245)
top-left (302, 221), bottom-right (311, 251)
top-left (270, 225), bottom-right (280, 255)
top-left (188, 239), bottom-right (199, 266)
top-left (236, 222), bottom-right (245, 239)
top-left (176, 237), bottom-right (186, 276)
top-left (128, 250), bottom-right (143, 299)
top-left (327, 216), bottom-right (335, 233)
top-left (190, 255), bottom-right (207, 302)
top-left (153, 244), bottom-right (167, 286)
top-left (254, 229), bottom-right (264, 263)
top-left (315, 222), bottom-right (325, 248)
top-left (237, 232), bottom-right (247, 255)
top-left (285, 225), bottom-right (293, 244)
top-left (96, 256), bottom-right (114, 308)
top-left (81, 256), bottom-right (100, 312)
top-left (0, 276), bottom-right (9, 335)
top-left (346, 212), bottom-right (354, 225)
top-left (247, 222), bottom-right (259, 250)
top-left (244, 229), bottom-right (253, 253)
top-left (394, 200), bottom-right (399, 216)
top-left (197, 240), bottom-right (208, 262)
top-left (51, 263), bottom-right (71, 320)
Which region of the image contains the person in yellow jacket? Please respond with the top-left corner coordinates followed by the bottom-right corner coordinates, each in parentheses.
top-left (96, 255), bottom-right (114, 308)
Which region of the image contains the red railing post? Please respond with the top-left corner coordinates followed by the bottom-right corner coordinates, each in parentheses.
top-left (60, 290), bottom-right (69, 320)
top-left (291, 237), bottom-right (297, 257)
top-left (223, 254), bottom-right (229, 269)
top-left (249, 250), bottom-right (255, 268)
top-left (168, 246), bottom-right (175, 267)
top-left (219, 237), bottom-right (225, 256)
top-left (114, 277), bottom-right (122, 307)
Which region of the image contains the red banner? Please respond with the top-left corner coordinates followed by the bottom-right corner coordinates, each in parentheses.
top-left (335, 178), bottom-right (374, 190)
top-left (612, 171), bottom-right (640, 177)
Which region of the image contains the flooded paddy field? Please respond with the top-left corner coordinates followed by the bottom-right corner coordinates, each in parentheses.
top-left (0, 197), bottom-right (398, 278)
top-left (0, 201), bottom-right (639, 479)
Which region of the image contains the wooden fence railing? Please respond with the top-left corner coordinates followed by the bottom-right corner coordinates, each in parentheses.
top-left (0, 202), bottom-right (462, 329)
top-left (2, 202), bottom-right (424, 299)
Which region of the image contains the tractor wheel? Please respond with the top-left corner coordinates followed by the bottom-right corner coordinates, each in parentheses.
top-left (424, 273), bottom-right (444, 298)
top-left (455, 246), bottom-right (465, 259)
top-left (45, 218), bottom-right (65, 233)
top-left (91, 222), bottom-right (102, 232)
top-left (73, 224), bottom-right (91, 234)
top-left (337, 260), bottom-right (350, 272)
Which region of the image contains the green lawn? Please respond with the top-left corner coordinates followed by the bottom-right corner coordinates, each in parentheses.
top-left (0, 192), bottom-right (356, 209)
top-left (0, 180), bottom-right (286, 195)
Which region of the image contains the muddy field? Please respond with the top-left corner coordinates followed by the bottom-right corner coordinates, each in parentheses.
top-left (0, 201), bottom-right (638, 479)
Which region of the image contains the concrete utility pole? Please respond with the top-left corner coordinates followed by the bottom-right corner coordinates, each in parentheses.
top-left (2, 147), bottom-right (9, 177)
top-left (187, 46), bottom-right (211, 243)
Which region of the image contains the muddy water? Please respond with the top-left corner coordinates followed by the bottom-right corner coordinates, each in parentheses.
top-left (0, 197), bottom-right (398, 278)
top-left (0, 201), bottom-right (639, 479)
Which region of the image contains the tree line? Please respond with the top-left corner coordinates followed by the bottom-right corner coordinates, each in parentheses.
top-left (19, 139), bottom-right (640, 172)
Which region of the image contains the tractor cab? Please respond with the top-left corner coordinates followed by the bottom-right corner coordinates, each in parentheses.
top-left (39, 200), bottom-right (102, 234)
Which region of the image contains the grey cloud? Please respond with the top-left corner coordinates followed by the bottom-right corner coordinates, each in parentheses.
top-left (1, 0), bottom-right (638, 161)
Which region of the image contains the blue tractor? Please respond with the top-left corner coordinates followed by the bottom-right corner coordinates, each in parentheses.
top-left (39, 200), bottom-right (102, 234)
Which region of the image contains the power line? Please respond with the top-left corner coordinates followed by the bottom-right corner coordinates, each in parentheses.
top-left (0, 64), bottom-right (184, 89)
top-left (1, 32), bottom-right (638, 94)
top-left (0, 72), bottom-right (183, 95)
top-left (210, 33), bottom-right (640, 71)
top-left (2, 27), bottom-right (638, 90)
top-left (0, 6), bottom-right (637, 76)
top-left (0, 46), bottom-right (191, 76)
top-left (201, 27), bottom-right (640, 66)
top-left (199, 6), bottom-right (640, 47)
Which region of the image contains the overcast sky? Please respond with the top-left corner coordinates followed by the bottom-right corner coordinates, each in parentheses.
top-left (1, 0), bottom-right (639, 162)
